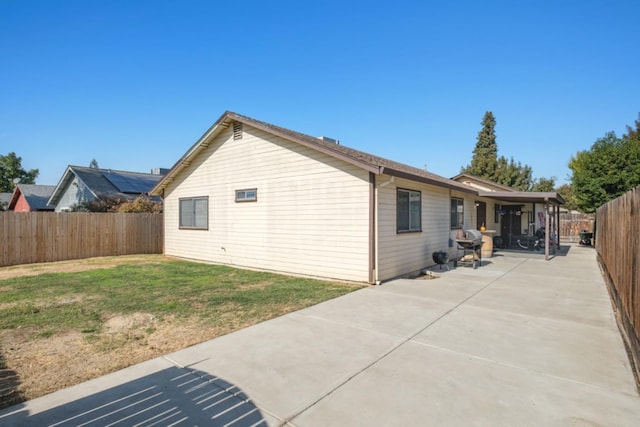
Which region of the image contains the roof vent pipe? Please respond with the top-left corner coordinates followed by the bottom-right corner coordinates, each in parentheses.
top-left (317, 136), bottom-right (339, 145)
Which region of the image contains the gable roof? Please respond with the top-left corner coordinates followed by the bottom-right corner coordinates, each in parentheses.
top-left (451, 173), bottom-right (565, 204)
top-left (451, 173), bottom-right (517, 192)
top-left (9, 184), bottom-right (56, 211)
top-left (151, 111), bottom-right (476, 196)
top-left (49, 166), bottom-right (165, 206)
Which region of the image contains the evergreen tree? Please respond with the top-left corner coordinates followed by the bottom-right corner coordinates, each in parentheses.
top-left (461, 112), bottom-right (540, 191)
top-left (493, 156), bottom-right (534, 191)
top-left (462, 111), bottom-right (498, 177)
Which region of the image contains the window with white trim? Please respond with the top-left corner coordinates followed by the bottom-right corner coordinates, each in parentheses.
top-left (235, 188), bottom-right (257, 202)
top-left (451, 197), bottom-right (464, 229)
top-left (397, 188), bottom-right (422, 232)
top-left (179, 197), bottom-right (208, 229)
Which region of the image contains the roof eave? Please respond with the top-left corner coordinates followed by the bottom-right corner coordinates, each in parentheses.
top-left (48, 166), bottom-right (99, 205)
top-left (478, 191), bottom-right (565, 205)
top-left (385, 168), bottom-right (477, 194)
top-left (48, 167), bottom-right (75, 205)
top-left (7, 187), bottom-right (22, 210)
top-left (150, 111), bottom-right (382, 197)
top-left (150, 113), bottom-right (237, 196)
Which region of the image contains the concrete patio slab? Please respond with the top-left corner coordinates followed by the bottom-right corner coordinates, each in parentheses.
top-left (164, 311), bottom-right (404, 421)
top-left (373, 276), bottom-right (489, 304)
top-left (412, 303), bottom-right (635, 393)
top-left (293, 341), bottom-right (640, 427)
top-left (296, 286), bottom-right (456, 338)
top-left (0, 357), bottom-right (274, 426)
top-left (465, 281), bottom-right (615, 327)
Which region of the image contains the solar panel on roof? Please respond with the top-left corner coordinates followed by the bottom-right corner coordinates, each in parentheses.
top-left (103, 172), bottom-right (161, 194)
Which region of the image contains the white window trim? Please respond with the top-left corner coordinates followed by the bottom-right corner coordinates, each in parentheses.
top-left (235, 188), bottom-right (257, 203)
top-left (397, 188), bottom-right (422, 233)
top-left (451, 197), bottom-right (464, 229)
top-left (179, 196), bottom-right (208, 230)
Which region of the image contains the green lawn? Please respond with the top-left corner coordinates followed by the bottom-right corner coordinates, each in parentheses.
top-left (0, 260), bottom-right (361, 340)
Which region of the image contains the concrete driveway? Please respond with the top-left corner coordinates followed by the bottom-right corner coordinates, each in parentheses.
top-left (1, 244), bottom-right (639, 426)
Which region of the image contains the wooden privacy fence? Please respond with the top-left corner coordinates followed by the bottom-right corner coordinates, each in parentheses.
top-left (596, 185), bottom-right (640, 384)
top-left (0, 212), bottom-right (163, 267)
top-left (559, 212), bottom-right (594, 242)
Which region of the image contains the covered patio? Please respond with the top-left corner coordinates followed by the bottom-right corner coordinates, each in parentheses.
top-left (478, 191), bottom-right (565, 261)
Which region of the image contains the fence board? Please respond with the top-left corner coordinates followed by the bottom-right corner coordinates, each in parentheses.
top-left (559, 212), bottom-right (594, 242)
top-left (0, 212), bottom-right (163, 267)
top-left (596, 185), bottom-right (640, 386)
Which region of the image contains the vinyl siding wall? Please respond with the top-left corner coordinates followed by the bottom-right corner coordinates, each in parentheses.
top-left (54, 177), bottom-right (96, 212)
top-left (376, 180), bottom-right (503, 281)
top-left (376, 176), bottom-right (453, 281)
top-left (163, 124), bottom-right (371, 282)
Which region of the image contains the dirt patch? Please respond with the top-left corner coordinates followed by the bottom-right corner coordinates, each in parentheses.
top-left (0, 255), bottom-right (168, 281)
top-left (0, 315), bottom-right (223, 404)
top-left (104, 312), bottom-right (155, 334)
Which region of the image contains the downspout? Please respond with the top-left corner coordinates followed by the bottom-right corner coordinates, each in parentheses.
top-left (369, 172), bottom-right (376, 284)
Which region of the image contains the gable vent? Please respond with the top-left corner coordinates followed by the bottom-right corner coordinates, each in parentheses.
top-left (233, 122), bottom-right (243, 140)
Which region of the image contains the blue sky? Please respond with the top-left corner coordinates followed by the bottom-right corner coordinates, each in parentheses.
top-left (1, 0), bottom-right (638, 187)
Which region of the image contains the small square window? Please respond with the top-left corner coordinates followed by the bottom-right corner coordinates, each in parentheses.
top-left (235, 188), bottom-right (257, 202)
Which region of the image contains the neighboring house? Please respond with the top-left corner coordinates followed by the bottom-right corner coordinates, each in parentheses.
top-left (151, 111), bottom-right (564, 284)
top-left (48, 166), bottom-right (167, 212)
top-left (0, 193), bottom-right (12, 211)
top-left (8, 184), bottom-right (56, 212)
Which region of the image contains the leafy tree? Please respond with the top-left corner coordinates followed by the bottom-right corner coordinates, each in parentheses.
top-left (0, 152), bottom-right (39, 192)
top-left (70, 197), bottom-right (125, 212)
top-left (569, 123), bottom-right (640, 213)
top-left (70, 195), bottom-right (162, 213)
top-left (625, 119), bottom-right (640, 141)
top-left (556, 184), bottom-right (579, 211)
top-left (117, 195), bottom-right (163, 213)
top-left (532, 177), bottom-right (556, 192)
top-left (462, 111), bottom-right (498, 177)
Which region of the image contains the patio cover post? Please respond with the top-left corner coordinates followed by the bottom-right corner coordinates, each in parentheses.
top-left (556, 206), bottom-right (561, 248)
top-left (545, 199), bottom-right (550, 261)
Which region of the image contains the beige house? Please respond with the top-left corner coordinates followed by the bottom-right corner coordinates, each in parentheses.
top-left (151, 112), bottom-right (563, 284)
